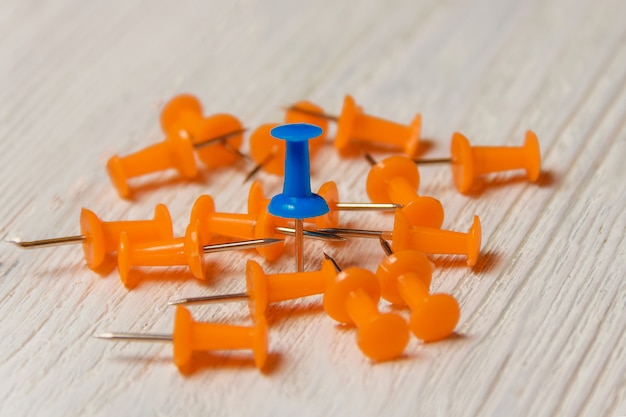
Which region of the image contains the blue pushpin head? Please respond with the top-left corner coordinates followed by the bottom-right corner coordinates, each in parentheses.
top-left (267, 123), bottom-right (330, 219)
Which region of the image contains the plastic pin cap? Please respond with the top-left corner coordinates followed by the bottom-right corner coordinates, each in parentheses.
top-left (267, 124), bottom-right (329, 219)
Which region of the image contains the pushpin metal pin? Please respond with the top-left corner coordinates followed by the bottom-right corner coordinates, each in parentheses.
top-left (320, 211), bottom-right (482, 267)
top-left (117, 219), bottom-right (282, 289)
top-left (376, 238), bottom-right (460, 342)
top-left (7, 205), bottom-right (173, 271)
top-left (287, 95), bottom-right (422, 157)
top-left (321, 253), bottom-right (409, 362)
top-left (365, 154), bottom-right (444, 228)
top-left (245, 101), bottom-right (329, 181)
top-left (247, 180), bottom-right (399, 229)
top-left (413, 131), bottom-right (541, 194)
top-left (95, 305), bottom-right (268, 374)
top-left (267, 124), bottom-right (330, 272)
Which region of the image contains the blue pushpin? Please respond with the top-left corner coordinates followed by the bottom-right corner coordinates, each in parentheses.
top-left (268, 123), bottom-right (329, 272)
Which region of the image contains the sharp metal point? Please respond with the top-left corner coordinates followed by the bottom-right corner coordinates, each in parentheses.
top-left (6, 235), bottom-right (86, 249)
top-left (378, 236), bottom-right (394, 256)
top-left (323, 252), bottom-right (342, 272)
top-left (202, 238), bottom-right (283, 253)
top-left (93, 332), bottom-right (173, 342)
top-left (364, 153), bottom-right (377, 166)
top-left (168, 292), bottom-right (250, 306)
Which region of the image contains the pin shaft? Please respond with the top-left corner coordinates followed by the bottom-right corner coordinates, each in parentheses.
top-left (318, 228), bottom-right (393, 240)
top-left (7, 235), bottom-right (86, 249)
top-left (379, 236), bottom-right (394, 256)
top-left (94, 333), bottom-right (173, 342)
top-left (275, 227), bottom-right (345, 241)
top-left (192, 129), bottom-right (248, 150)
top-left (295, 219), bottom-right (304, 272)
top-left (334, 202), bottom-right (400, 211)
top-left (243, 151), bottom-right (276, 183)
top-left (323, 252), bottom-right (342, 272)
top-left (285, 105), bottom-right (339, 122)
top-left (364, 153), bottom-right (377, 166)
top-left (202, 238), bottom-right (281, 253)
top-left (413, 158), bottom-right (453, 164)
top-left (168, 292), bottom-right (249, 306)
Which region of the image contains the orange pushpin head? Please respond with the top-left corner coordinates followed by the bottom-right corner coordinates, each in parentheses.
top-left (172, 306), bottom-right (268, 374)
top-left (160, 94), bottom-right (245, 168)
top-left (366, 155), bottom-right (444, 228)
top-left (106, 130), bottom-right (197, 199)
top-left (324, 266), bottom-right (409, 362)
top-left (392, 211), bottom-right (481, 266)
top-left (450, 130), bottom-right (541, 194)
top-left (335, 95), bottom-right (421, 157)
top-left (314, 181), bottom-right (340, 228)
top-left (189, 194), bottom-right (216, 244)
top-left (247, 180), bottom-right (269, 216)
top-left (375, 249), bottom-right (432, 305)
top-left (117, 220), bottom-right (206, 289)
top-left (376, 250), bottom-right (459, 342)
top-left (249, 123), bottom-right (284, 176)
top-left (79, 204), bottom-right (173, 270)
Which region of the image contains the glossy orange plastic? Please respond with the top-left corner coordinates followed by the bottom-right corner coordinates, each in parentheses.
top-left (117, 220), bottom-right (207, 289)
top-left (376, 250), bottom-right (460, 342)
top-left (334, 95), bottom-right (421, 157)
top-left (450, 130), bottom-right (541, 194)
top-left (248, 101), bottom-right (328, 177)
top-left (107, 130), bottom-right (197, 199)
top-left (323, 267), bottom-right (409, 362)
top-left (366, 155), bottom-right (444, 228)
top-left (392, 211), bottom-right (481, 267)
top-left (247, 180), bottom-right (339, 228)
top-left (160, 94), bottom-right (244, 168)
top-left (245, 258), bottom-right (337, 314)
top-left (79, 204), bottom-right (173, 270)
top-left (172, 305), bottom-right (267, 374)
top-left (190, 195), bottom-right (284, 261)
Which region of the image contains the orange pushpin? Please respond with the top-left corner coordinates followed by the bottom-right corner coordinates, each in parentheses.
top-left (107, 94), bottom-right (245, 198)
top-left (95, 305), bottom-right (268, 374)
top-left (169, 258), bottom-right (338, 312)
top-left (286, 95), bottom-right (422, 157)
top-left (188, 195), bottom-right (343, 262)
top-left (8, 204), bottom-right (173, 271)
top-left (376, 238), bottom-right (460, 342)
top-left (244, 101), bottom-right (328, 182)
top-left (117, 220), bottom-right (282, 289)
top-left (414, 131), bottom-right (541, 194)
top-left (320, 210), bottom-right (482, 266)
top-left (247, 180), bottom-right (399, 229)
top-left (323, 254), bottom-right (409, 362)
top-left (365, 154), bottom-right (444, 228)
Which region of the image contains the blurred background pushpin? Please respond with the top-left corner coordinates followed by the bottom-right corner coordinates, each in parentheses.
top-left (413, 131), bottom-right (541, 194)
top-left (267, 123), bottom-right (329, 272)
top-left (286, 95), bottom-right (422, 157)
top-left (7, 204), bottom-right (173, 271)
top-left (107, 94), bottom-right (246, 199)
top-left (244, 101), bottom-right (329, 182)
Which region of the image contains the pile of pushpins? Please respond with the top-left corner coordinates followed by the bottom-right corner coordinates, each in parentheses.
top-left (10, 94), bottom-right (542, 374)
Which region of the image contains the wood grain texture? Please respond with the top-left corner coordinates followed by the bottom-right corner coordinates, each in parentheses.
top-left (0, 0), bottom-right (624, 416)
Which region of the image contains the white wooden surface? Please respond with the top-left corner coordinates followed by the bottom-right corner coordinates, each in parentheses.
top-left (1, 0), bottom-right (624, 416)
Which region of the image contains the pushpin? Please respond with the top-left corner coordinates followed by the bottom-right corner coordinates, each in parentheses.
top-left (169, 258), bottom-right (338, 313)
top-left (247, 180), bottom-right (399, 229)
top-left (286, 95), bottom-right (422, 157)
top-left (322, 253), bottom-right (409, 362)
top-left (267, 123), bottom-right (330, 272)
top-left (7, 204), bottom-right (173, 271)
top-left (413, 131), bottom-right (541, 194)
top-left (94, 305), bottom-right (268, 374)
top-left (376, 238), bottom-right (460, 342)
top-left (365, 154), bottom-right (444, 228)
top-left (320, 210), bottom-right (482, 266)
top-left (189, 195), bottom-right (343, 262)
top-left (107, 94), bottom-right (246, 198)
top-left (117, 220), bottom-right (282, 289)
top-left (244, 101), bottom-right (328, 182)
